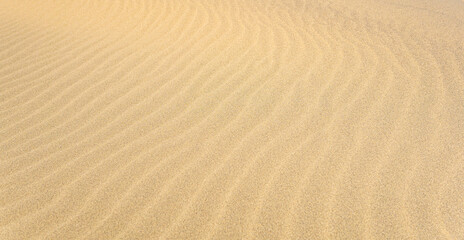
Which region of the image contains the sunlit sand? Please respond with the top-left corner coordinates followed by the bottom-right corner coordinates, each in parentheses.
top-left (1, 0), bottom-right (463, 239)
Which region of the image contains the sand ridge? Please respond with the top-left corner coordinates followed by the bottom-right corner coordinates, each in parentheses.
top-left (1, 0), bottom-right (464, 239)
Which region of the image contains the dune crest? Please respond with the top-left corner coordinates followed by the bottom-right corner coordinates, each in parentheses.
top-left (1, 0), bottom-right (463, 239)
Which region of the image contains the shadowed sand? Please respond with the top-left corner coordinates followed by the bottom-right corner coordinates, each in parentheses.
top-left (1, 0), bottom-right (464, 239)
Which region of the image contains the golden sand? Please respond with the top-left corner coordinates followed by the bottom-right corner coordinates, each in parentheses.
top-left (1, 0), bottom-right (463, 239)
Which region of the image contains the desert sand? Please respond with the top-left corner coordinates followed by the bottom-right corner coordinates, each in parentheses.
top-left (0, 0), bottom-right (463, 239)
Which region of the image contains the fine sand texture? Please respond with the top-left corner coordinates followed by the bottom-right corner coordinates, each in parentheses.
top-left (1, 0), bottom-right (464, 239)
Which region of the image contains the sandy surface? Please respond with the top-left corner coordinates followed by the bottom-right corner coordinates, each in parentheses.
top-left (1, 0), bottom-right (464, 239)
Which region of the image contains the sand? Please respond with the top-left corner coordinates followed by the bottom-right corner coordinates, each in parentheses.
top-left (1, 0), bottom-right (463, 239)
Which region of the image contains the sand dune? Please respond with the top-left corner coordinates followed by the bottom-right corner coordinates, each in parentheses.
top-left (1, 0), bottom-right (464, 239)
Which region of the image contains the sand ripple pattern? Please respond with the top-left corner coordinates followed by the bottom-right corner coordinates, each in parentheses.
top-left (1, 0), bottom-right (464, 239)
